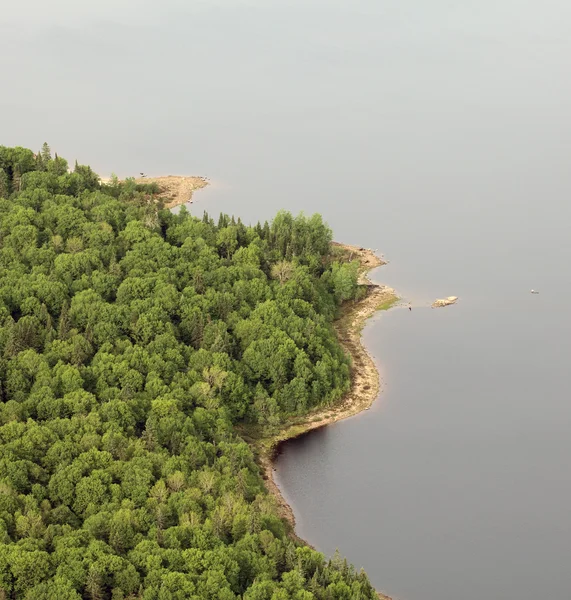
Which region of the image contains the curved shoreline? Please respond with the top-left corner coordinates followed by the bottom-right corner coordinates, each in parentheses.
top-left (246, 243), bottom-right (398, 600)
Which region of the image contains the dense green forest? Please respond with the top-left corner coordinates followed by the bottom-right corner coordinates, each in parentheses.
top-left (0, 145), bottom-right (375, 599)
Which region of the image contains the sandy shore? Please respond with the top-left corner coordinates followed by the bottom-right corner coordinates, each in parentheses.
top-left (100, 175), bottom-right (208, 208)
top-left (244, 242), bottom-right (398, 600)
top-left (134, 175), bottom-right (208, 208)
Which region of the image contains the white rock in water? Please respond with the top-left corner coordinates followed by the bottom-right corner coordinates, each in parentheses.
top-left (432, 296), bottom-right (458, 308)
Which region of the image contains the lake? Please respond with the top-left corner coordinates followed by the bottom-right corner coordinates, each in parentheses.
top-left (3, 1), bottom-right (571, 598)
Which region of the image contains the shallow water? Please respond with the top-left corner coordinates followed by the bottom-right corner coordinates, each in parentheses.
top-left (3, 1), bottom-right (571, 598)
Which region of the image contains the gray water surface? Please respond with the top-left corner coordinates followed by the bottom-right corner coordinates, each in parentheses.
top-left (3, 2), bottom-right (571, 599)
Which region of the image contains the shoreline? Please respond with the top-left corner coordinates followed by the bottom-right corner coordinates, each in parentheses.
top-left (100, 175), bottom-right (209, 208)
top-left (244, 242), bottom-right (398, 600)
top-left (135, 175), bottom-right (209, 208)
top-left (153, 188), bottom-right (396, 597)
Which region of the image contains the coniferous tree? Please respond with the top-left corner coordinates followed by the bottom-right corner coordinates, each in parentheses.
top-left (40, 142), bottom-right (51, 164)
top-left (0, 167), bottom-right (9, 198)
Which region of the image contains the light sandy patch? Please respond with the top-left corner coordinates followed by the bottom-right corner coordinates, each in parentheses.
top-left (134, 175), bottom-right (208, 208)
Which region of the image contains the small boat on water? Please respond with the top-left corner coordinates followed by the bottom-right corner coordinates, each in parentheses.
top-left (531, 289), bottom-right (539, 294)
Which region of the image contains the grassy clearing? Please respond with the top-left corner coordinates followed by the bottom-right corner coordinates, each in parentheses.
top-left (377, 297), bottom-right (398, 311)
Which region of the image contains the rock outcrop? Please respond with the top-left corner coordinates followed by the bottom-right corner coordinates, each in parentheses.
top-left (432, 296), bottom-right (458, 308)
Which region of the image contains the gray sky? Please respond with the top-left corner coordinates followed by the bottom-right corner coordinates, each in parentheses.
top-left (4, 0), bottom-right (571, 179)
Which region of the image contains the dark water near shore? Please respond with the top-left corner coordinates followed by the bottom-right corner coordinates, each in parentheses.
top-left (4, 1), bottom-right (571, 598)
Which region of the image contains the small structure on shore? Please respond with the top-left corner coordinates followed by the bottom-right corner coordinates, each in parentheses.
top-left (432, 296), bottom-right (458, 308)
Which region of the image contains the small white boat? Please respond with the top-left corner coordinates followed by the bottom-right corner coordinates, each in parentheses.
top-left (530, 289), bottom-right (539, 294)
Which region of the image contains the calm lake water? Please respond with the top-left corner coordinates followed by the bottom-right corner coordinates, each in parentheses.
top-left (4, 1), bottom-right (571, 598)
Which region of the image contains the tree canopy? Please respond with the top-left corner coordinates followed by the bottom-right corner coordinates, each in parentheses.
top-left (0, 145), bottom-right (375, 599)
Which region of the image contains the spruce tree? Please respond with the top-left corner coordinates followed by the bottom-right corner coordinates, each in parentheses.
top-left (35, 150), bottom-right (45, 171)
top-left (58, 300), bottom-right (70, 340)
top-left (41, 142), bottom-right (51, 163)
top-left (0, 168), bottom-right (9, 198)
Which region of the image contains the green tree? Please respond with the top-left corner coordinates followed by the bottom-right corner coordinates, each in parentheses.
top-left (330, 261), bottom-right (359, 303)
top-left (0, 167), bottom-right (9, 197)
top-left (41, 142), bottom-right (52, 164)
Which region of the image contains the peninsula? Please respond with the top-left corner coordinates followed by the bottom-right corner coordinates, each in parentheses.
top-left (133, 175), bottom-right (208, 208)
top-left (0, 144), bottom-right (388, 600)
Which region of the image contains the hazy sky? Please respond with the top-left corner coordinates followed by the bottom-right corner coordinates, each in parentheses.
top-left (4, 0), bottom-right (571, 181)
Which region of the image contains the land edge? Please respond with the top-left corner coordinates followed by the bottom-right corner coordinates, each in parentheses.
top-left (144, 182), bottom-right (397, 597)
top-left (243, 242), bottom-right (398, 600)
top-left (100, 174), bottom-right (209, 209)
top-left (117, 179), bottom-right (396, 596)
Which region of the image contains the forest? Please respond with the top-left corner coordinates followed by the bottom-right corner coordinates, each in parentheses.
top-left (0, 144), bottom-right (376, 599)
